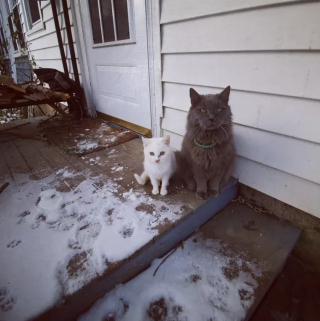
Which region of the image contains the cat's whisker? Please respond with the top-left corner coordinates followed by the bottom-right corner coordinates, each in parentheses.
top-left (219, 125), bottom-right (229, 139)
top-left (192, 125), bottom-right (202, 138)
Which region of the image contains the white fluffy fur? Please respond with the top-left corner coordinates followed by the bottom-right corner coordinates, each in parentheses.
top-left (134, 135), bottom-right (176, 195)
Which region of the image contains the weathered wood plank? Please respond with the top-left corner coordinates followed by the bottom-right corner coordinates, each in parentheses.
top-left (30, 139), bottom-right (71, 171)
top-left (162, 82), bottom-right (320, 144)
top-left (0, 148), bottom-right (12, 182)
top-left (13, 138), bottom-right (54, 179)
top-left (162, 2), bottom-right (320, 52)
top-left (0, 140), bottom-right (31, 179)
top-left (162, 52), bottom-right (320, 100)
top-left (0, 75), bottom-right (14, 84)
top-left (161, 0), bottom-right (302, 24)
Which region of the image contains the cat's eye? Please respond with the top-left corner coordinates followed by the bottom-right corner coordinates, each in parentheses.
top-left (217, 108), bottom-right (222, 112)
top-left (150, 152), bottom-right (154, 156)
top-left (160, 151), bottom-right (165, 156)
top-left (200, 109), bottom-right (207, 113)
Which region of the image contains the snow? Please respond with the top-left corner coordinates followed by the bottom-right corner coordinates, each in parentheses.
top-left (56, 167), bottom-right (81, 178)
top-left (79, 236), bottom-right (262, 321)
top-left (111, 166), bottom-right (124, 172)
top-left (0, 168), bottom-right (185, 321)
top-left (78, 140), bottom-right (99, 151)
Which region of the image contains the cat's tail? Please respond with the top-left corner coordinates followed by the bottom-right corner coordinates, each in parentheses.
top-left (134, 171), bottom-right (149, 185)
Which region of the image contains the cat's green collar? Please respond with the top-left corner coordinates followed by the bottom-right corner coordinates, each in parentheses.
top-left (193, 138), bottom-right (216, 148)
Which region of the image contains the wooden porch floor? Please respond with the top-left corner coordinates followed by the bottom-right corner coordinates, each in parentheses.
top-left (0, 117), bottom-right (301, 321)
top-left (1, 117), bottom-right (232, 320)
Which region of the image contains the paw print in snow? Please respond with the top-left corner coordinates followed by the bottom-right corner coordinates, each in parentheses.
top-left (7, 239), bottom-right (22, 248)
top-left (76, 221), bottom-right (102, 247)
top-left (0, 287), bottom-right (17, 312)
top-left (120, 225), bottom-right (134, 238)
top-left (0, 287), bottom-right (8, 302)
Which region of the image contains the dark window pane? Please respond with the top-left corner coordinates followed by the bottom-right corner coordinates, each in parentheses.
top-left (100, 0), bottom-right (115, 42)
top-left (0, 27), bottom-right (8, 54)
top-left (0, 40), bottom-right (3, 56)
top-left (114, 0), bottom-right (130, 40)
top-left (8, 16), bottom-right (18, 51)
top-left (13, 7), bottom-right (25, 48)
top-left (28, 0), bottom-right (40, 23)
top-left (88, 0), bottom-right (102, 44)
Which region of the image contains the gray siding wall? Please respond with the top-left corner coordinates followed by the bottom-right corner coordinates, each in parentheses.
top-left (159, 0), bottom-right (320, 218)
top-left (25, 0), bottom-right (81, 82)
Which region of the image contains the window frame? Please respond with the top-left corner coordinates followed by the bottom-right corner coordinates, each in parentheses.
top-left (6, 0), bottom-right (27, 54)
top-left (23, 0), bottom-right (44, 36)
top-left (89, 0), bottom-right (136, 49)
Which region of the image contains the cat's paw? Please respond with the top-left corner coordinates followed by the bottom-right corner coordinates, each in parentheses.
top-left (196, 191), bottom-right (207, 200)
top-left (186, 181), bottom-right (196, 191)
top-left (134, 174), bottom-right (141, 184)
top-left (152, 189), bottom-right (159, 195)
top-left (208, 190), bottom-right (219, 198)
top-left (160, 189), bottom-right (168, 196)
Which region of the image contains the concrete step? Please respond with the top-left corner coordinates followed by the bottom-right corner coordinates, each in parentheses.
top-left (79, 202), bottom-right (302, 321)
top-left (0, 121), bottom-right (239, 321)
top-left (35, 175), bottom-right (238, 321)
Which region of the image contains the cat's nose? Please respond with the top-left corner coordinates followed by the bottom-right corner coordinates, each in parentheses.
top-left (155, 159), bottom-right (160, 163)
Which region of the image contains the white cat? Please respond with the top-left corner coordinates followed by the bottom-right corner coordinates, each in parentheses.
top-left (134, 135), bottom-right (176, 196)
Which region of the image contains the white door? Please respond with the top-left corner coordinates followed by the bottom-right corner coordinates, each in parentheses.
top-left (80, 0), bottom-right (151, 134)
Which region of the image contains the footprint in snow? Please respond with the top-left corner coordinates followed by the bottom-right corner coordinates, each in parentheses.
top-left (0, 287), bottom-right (17, 312)
top-left (76, 221), bottom-right (102, 247)
top-left (119, 224), bottom-right (134, 238)
top-left (6, 239), bottom-right (22, 248)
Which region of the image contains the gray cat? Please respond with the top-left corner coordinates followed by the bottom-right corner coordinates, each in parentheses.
top-left (178, 86), bottom-right (235, 200)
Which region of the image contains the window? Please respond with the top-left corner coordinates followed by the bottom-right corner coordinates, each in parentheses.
top-left (88, 0), bottom-right (131, 45)
top-left (0, 27), bottom-right (8, 56)
top-left (13, 6), bottom-right (25, 48)
top-left (8, 15), bottom-right (18, 51)
top-left (25, 0), bottom-right (41, 25)
top-left (23, 0), bottom-right (43, 34)
top-left (7, 1), bottom-right (26, 51)
top-left (28, 0), bottom-right (41, 24)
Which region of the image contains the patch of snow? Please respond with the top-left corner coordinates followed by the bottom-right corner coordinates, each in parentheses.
top-left (79, 236), bottom-right (262, 321)
top-left (111, 166), bottom-right (123, 172)
top-left (78, 140), bottom-right (98, 151)
top-left (56, 167), bottom-right (81, 178)
top-left (0, 171), bottom-right (185, 320)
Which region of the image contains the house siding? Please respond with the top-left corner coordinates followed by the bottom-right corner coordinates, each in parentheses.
top-left (160, 0), bottom-right (320, 218)
top-left (25, 0), bottom-right (81, 83)
top-left (0, 1), bottom-right (27, 82)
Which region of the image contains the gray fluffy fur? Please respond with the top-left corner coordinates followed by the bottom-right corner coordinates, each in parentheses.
top-left (178, 86), bottom-right (235, 200)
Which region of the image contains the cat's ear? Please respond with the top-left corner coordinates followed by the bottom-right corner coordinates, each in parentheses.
top-left (162, 135), bottom-right (170, 145)
top-left (219, 86), bottom-right (231, 103)
top-left (142, 137), bottom-right (151, 147)
top-left (190, 88), bottom-right (201, 105)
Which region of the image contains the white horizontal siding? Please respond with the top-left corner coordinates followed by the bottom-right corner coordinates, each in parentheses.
top-left (163, 82), bottom-right (320, 144)
top-left (234, 156), bottom-right (320, 218)
top-left (30, 44), bottom-right (78, 60)
top-left (163, 129), bottom-right (320, 218)
top-left (163, 53), bottom-right (320, 100)
top-left (160, 0), bottom-right (320, 217)
top-left (162, 107), bottom-right (320, 184)
top-left (162, 2), bottom-right (320, 52)
top-left (161, 0), bottom-right (301, 23)
top-left (25, 0), bottom-right (80, 80)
